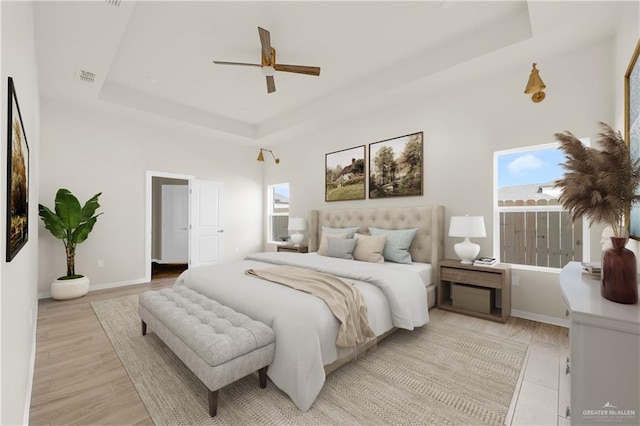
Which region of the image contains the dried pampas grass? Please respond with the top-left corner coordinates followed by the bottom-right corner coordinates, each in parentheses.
top-left (554, 122), bottom-right (640, 237)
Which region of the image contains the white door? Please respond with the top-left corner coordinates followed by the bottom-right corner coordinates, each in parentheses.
top-left (189, 180), bottom-right (224, 268)
top-left (161, 185), bottom-right (188, 263)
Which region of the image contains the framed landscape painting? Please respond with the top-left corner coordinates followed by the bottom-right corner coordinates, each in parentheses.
top-left (626, 40), bottom-right (640, 239)
top-left (369, 132), bottom-right (423, 199)
top-left (6, 77), bottom-right (29, 261)
top-left (325, 145), bottom-right (366, 202)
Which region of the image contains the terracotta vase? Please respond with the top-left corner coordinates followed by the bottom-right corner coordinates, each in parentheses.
top-left (601, 236), bottom-right (639, 304)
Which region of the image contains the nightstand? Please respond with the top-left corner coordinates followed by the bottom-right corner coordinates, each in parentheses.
top-left (277, 245), bottom-right (308, 253)
top-left (438, 259), bottom-right (511, 323)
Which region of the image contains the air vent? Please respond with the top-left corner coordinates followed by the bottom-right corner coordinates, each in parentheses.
top-left (106, 0), bottom-right (121, 7)
top-left (79, 70), bottom-right (96, 83)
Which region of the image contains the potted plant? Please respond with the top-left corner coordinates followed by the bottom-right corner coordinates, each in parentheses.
top-left (554, 122), bottom-right (640, 304)
top-left (38, 188), bottom-right (102, 300)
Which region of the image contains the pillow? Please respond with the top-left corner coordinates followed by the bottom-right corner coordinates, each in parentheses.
top-left (317, 226), bottom-right (360, 255)
top-left (353, 233), bottom-right (386, 263)
top-left (321, 226), bottom-right (360, 238)
top-left (369, 228), bottom-right (418, 264)
top-left (326, 237), bottom-right (358, 260)
top-left (318, 233), bottom-right (347, 255)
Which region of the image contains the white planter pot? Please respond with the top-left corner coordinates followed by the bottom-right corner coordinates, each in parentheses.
top-left (51, 276), bottom-right (90, 300)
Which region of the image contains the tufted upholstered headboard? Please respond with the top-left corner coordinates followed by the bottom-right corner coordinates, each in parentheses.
top-left (308, 205), bottom-right (445, 282)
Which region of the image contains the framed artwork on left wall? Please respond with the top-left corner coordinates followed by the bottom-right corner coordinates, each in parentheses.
top-left (626, 39), bottom-right (640, 239)
top-left (6, 77), bottom-right (30, 261)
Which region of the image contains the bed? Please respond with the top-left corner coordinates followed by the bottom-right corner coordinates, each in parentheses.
top-left (173, 205), bottom-right (444, 412)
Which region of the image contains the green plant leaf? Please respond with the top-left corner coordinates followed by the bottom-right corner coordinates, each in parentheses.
top-left (73, 216), bottom-right (97, 244)
top-left (54, 188), bottom-right (82, 230)
top-left (80, 192), bottom-right (102, 222)
top-left (38, 204), bottom-right (66, 239)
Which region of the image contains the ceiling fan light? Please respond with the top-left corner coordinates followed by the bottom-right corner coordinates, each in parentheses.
top-left (261, 66), bottom-right (276, 77)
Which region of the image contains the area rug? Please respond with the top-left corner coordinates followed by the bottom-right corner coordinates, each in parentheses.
top-left (92, 295), bottom-right (527, 425)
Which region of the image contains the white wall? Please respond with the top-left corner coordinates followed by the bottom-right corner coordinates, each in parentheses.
top-left (1, 2), bottom-right (40, 424)
top-left (38, 100), bottom-right (264, 294)
top-left (265, 38), bottom-right (619, 322)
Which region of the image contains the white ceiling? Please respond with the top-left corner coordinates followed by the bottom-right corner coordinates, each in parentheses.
top-left (33, 1), bottom-right (633, 144)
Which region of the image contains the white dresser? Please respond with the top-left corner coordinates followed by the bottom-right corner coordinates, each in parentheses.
top-left (559, 262), bottom-right (640, 425)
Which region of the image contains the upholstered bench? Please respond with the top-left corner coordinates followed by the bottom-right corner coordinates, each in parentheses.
top-left (138, 286), bottom-right (275, 417)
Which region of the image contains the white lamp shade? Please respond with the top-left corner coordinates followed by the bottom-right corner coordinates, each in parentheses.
top-left (448, 215), bottom-right (486, 238)
top-left (449, 215), bottom-right (486, 264)
top-left (288, 217), bottom-right (306, 232)
top-left (288, 217), bottom-right (306, 246)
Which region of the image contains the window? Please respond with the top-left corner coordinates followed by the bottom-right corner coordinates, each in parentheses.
top-left (267, 183), bottom-right (289, 243)
top-left (494, 141), bottom-right (589, 269)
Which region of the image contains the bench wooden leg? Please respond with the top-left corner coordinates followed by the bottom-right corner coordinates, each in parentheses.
top-left (208, 389), bottom-right (218, 417)
top-left (258, 366), bottom-right (268, 389)
top-left (141, 320), bottom-right (147, 336)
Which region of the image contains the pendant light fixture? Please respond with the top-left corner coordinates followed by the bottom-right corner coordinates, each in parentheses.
top-left (524, 63), bottom-right (546, 103)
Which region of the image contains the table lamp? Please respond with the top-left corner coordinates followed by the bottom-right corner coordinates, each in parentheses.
top-left (448, 215), bottom-right (486, 264)
top-left (288, 217), bottom-right (306, 246)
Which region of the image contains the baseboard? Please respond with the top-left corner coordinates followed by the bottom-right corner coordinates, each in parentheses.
top-left (38, 277), bottom-right (148, 299)
top-left (24, 303), bottom-right (38, 425)
top-left (512, 309), bottom-right (570, 328)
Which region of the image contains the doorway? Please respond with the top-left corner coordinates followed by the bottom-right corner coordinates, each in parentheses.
top-left (145, 171), bottom-right (225, 282)
top-left (146, 171), bottom-right (194, 282)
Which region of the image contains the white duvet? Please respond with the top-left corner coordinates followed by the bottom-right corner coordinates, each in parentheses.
top-left (174, 251), bottom-right (428, 412)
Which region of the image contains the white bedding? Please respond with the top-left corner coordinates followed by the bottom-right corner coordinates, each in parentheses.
top-left (174, 251), bottom-right (428, 412)
top-left (384, 260), bottom-right (433, 286)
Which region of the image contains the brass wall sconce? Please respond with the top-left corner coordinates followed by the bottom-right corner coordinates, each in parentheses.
top-left (257, 148), bottom-right (280, 164)
top-left (524, 63), bottom-right (546, 103)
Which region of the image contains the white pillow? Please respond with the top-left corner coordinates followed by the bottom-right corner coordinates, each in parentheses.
top-left (353, 233), bottom-right (386, 263)
top-left (318, 233), bottom-right (347, 255)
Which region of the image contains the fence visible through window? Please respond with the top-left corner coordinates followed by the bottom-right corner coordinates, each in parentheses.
top-left (498, 199), bottom-right (583, 268)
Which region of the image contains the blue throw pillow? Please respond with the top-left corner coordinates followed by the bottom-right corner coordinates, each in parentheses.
top-left (321, 226), bottom-right (360, 238)
top-left (369, 228), bottom-right (418, 264)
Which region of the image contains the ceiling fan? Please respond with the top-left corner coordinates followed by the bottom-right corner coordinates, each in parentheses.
top-left (213, 27), bottom-right (321, 94)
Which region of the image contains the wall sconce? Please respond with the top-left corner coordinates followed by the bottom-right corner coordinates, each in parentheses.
top-left (524, 63), bottom-right (546, 103)
top-left (257, 148), bottom-right (280, 164)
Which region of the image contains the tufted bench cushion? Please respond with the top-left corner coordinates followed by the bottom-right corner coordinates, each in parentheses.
top-left (138, 286), bottom-right (275, 416)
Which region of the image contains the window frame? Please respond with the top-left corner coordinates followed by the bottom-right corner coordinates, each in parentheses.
top-left (493, 140), bottom-right (591, 271)
top-left (267, 182), bottom-right (290, 244)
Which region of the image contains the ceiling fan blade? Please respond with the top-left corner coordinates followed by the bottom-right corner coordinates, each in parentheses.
top-left (213, 61), bottom-right (261, 67)
top-left (266, 75), bottom-right (276, 93)
top-left (258, 27), bottom-right (272, 62)
top-left (274, 64), bottom-right (321, 76)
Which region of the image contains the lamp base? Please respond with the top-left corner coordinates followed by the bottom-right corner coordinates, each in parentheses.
top-left (454, 238), bottom-right (480, 264)
top-left (290, 233), bottom-right (304, 247)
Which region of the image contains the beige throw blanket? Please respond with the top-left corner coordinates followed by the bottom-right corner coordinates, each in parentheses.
top-left (246, 266), bottom-right (375, 347)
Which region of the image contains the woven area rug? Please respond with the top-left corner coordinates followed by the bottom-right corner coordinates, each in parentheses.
top-left (92, 295), bottom-right (527, 425)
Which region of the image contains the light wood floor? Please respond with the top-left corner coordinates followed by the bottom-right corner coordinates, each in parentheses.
top-left (30, 278), bottom-right (569, 425)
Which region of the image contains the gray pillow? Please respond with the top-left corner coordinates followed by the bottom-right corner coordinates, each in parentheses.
top-left (317, 233), bottom-right (347, 255)
top-left (369, 227), bottom-right (418, 264)
top-left (326, 238), bottom-right (358, 260)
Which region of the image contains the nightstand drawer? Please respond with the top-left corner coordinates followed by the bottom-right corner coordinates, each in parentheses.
top-left (277, 245), bottom-right (308, 253)
top-left (441, 267), bottom-right (502, 289)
